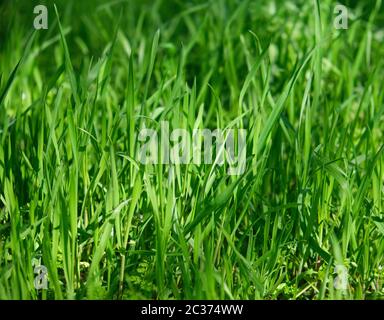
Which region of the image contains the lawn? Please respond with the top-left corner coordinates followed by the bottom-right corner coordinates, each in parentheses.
top-left (0, 0), bottom-right (384, 300)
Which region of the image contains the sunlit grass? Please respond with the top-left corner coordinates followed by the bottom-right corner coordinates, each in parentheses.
top-left (0, 0), bottom-right (384, 300)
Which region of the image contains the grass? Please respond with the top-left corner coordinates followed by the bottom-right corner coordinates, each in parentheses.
top-left (0, 0), bottom-right (384, 299)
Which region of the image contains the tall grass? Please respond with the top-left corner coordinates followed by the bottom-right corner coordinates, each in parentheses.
top-left (0, 0), bottom-right (384, 299)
